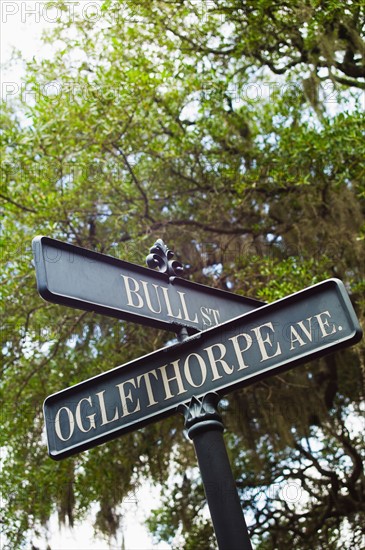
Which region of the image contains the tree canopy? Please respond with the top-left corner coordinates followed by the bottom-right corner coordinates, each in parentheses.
top-left (1, 1), bottom-right (364, 548)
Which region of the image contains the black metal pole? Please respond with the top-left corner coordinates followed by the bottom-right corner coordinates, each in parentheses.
top-left (178, 393), bottom-right (253, 550)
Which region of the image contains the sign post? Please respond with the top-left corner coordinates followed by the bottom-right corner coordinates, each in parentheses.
top-left (179, 393), bottom-right (253, 550)
top-left (34, 237), bottom-right (362, 548)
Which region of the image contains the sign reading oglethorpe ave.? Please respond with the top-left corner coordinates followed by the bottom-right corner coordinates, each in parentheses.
top-left (44, 279), bottom-right (362, 460)
top-left (32, 236), bottom-right (264, 333)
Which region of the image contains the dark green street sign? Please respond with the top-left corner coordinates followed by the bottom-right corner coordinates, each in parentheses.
top-left (44, 278), bottom-right (362, 460)
top-left (32, 236), bottom-right (264, 333)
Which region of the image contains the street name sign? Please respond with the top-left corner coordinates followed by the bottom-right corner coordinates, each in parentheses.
top-left (44, 278), bottom-right (362, 460)
top-left (32, 236), bottom-right (264, 333)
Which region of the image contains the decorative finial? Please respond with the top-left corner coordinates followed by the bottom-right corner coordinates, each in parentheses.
top-left (178, 393), bottom-right (223, 433)
top-left (146, 239), bottom-right (184, 277)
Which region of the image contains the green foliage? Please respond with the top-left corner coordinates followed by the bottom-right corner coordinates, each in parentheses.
top-left (1, 1), bottom-right (364, 548)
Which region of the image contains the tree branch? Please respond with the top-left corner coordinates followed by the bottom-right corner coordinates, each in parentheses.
top-left (0, 193), bottom-right (37, 213)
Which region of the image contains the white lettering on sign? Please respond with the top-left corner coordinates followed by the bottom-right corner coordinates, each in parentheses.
top-left (228, 333), bottom-right (252, 371)
top-left (201, 307), bottom-right (221, 327)
top-left (55, 406), bottom-right (75, 441)
top-left (251, 322), bottom-right (282, 362)
top-left (136, 370), bottom-right (159, 407)
top-left (121, 275), bottom-right (222, 328)
top-left (122, 276), bottom-right (144, 309)
top-left (159, 360), bottom-right (187, 400)
top-left (184, 353), bottom-right (207, 388)
top-left (95, 390), bottom-right (118, 426)
top-left (289, 317), bottom-right (313, 349)
top-left (204, 343), bottom-right (233, 380)
top-left (160, 286), bottom-right (183, 320)
top-left (289, 311), bottom-right (337, 350)
top-left (315, 311), bottom-right (337, 338)
top-left (75, 396), bottom-right (96, 433)
top-left (116, 378), bottom-right (141, 417)
top-left (141, 281), bottom-right (163, 314)
top-left (52, 308), bottom-right (342, 444)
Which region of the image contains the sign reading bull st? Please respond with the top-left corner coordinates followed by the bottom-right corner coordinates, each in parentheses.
top-left (32, 236), bottom-right (264, 333)
top-left (34, 237), bottom-right (362, 550)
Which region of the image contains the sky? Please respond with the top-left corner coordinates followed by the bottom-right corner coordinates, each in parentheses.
top-left (1, 2), bottom-right (171, 548)
top-left (30, 482), bottom-right (171, 549)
